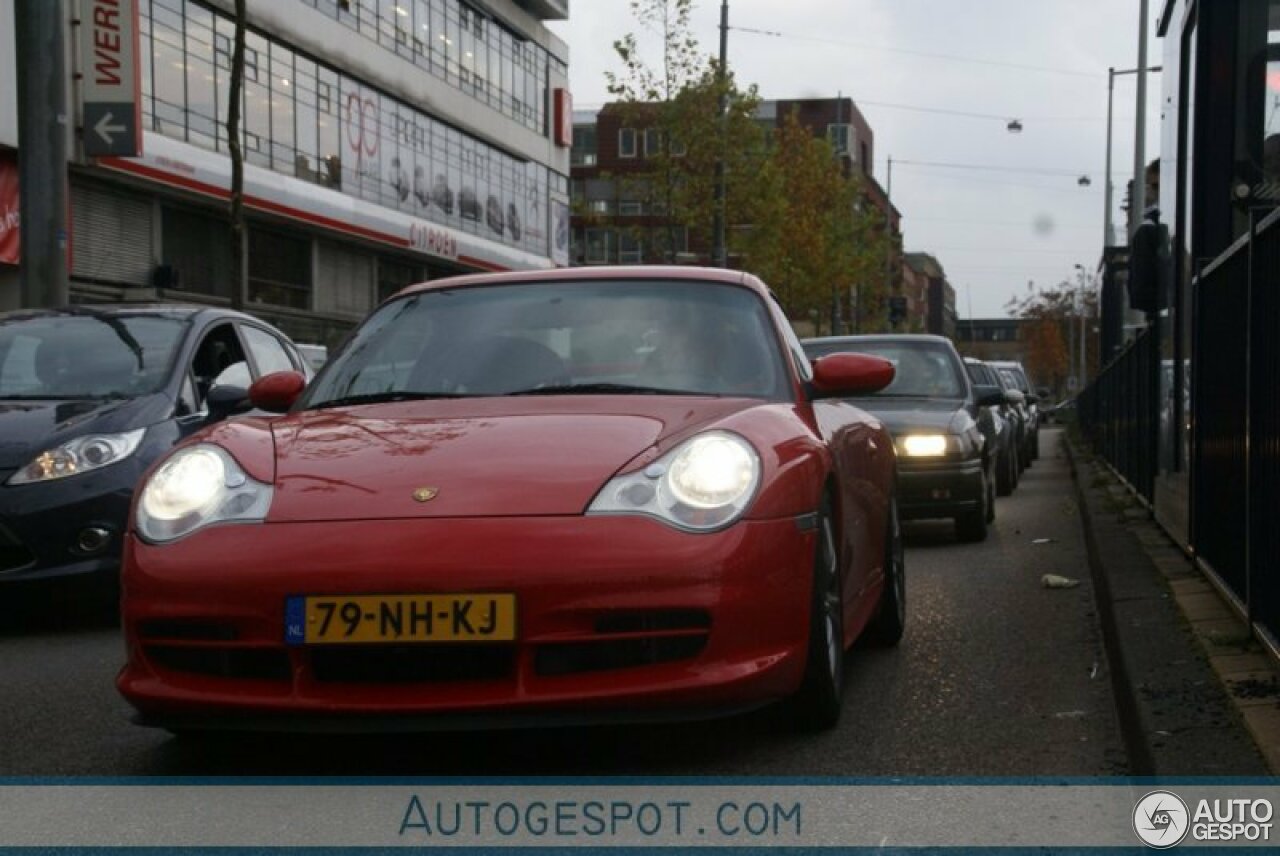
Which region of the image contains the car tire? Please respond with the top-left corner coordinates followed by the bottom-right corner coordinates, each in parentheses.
top-left (1031, 430), bottom-right (1040, 460)
top-left (985, 461), bottom-right (997, 524)
top-left (790, 496), bottom-right (845, 731)
top-left (996, 447), bottom-right (1014, 496)
top-left (955, 473), bottom-right (990, 543)
top-left (864, 497), bottom-right (905, 647)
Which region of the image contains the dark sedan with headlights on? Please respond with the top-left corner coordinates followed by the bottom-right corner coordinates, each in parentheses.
top-left (0, 305), bottom-right (309, 591)
top-left (802, 335), bottom-right (1007, 543)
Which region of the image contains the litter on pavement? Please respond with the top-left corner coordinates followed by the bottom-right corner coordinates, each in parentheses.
top-left (1042, 574), bottom-right (1082, 589)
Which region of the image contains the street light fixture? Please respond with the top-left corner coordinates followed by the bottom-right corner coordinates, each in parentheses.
top-left (1105, 64), bottom-right (1162, 247)
top-left (1007, 119), bottom-right (1023, 134)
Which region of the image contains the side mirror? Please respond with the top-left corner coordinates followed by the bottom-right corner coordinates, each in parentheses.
top-left (1038, 387), bottom-right (1051, 400)
top-left (248, 370), bottom-right (307, 414)
top-left (1025, 393), bottom-right (1040, 405)
top-left (810, 353), bottom-right (895, 398)
top-left (972, 384), bottom-right (1006, 408)
top-left (205, 384), bottom-right (250, 422)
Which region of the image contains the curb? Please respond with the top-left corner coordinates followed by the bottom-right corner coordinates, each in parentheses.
top-left (1063, 436), bottom-right (1270, 775)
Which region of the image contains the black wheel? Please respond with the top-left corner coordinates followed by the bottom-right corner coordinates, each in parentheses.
top-left (996, 447), bottom-right (1014, 496)
top-left (1030, 429), bottom-right (1040, 460)
top-left (790, 496), bottom-right (845, 731)
top-left (1011, 443), bottom-right (1021, 488)
top-left (985, 461), bottom-right (997, 524)
top-left (865, 497), bottom-right (905, 647)
top-left (955, 472), bottom-right (990, 543)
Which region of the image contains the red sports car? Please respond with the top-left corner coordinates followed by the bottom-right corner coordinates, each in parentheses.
top-left (117, 267), bottom-right (903, 733)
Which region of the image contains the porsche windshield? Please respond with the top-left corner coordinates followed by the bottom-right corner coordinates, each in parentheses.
top-left (0, 314), bottom-right (188, 399)
top-left (303, 280), bottom-right (791, 406)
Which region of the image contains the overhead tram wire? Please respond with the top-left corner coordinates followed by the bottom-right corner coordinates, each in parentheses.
top-left (730, 25), bottom-right (1102, 80)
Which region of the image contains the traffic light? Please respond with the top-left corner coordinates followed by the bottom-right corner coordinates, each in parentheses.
top-left (889, 296), bottom-right (908, 328)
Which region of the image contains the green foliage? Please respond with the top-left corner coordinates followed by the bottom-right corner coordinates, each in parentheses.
top-left (603, 0), bottom-right (892, 332)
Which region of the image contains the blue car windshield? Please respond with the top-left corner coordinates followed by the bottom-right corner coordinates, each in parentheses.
top-left (0, 314), bottom-right (189, 399)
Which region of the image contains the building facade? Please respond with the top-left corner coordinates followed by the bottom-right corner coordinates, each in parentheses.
top-left (0, 0), bottom-right (571, 345)
top-left (954, 318), bottom-right (1026, 363)
top-left (903, 252), bottom-right (956, 339)
top-left (569, 97), bottom-right (901, 282)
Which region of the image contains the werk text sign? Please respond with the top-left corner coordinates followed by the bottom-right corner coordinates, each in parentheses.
top-left (79, 0), bottom-right (142, 157)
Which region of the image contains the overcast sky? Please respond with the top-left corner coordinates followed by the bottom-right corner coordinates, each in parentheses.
top-left (548, 1), bottom-right (1164, 319)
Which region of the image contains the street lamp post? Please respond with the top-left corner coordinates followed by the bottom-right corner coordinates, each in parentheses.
top-left (712, 0), bottom-right (729, 268)
top-left (1105, 64), bottom-right (1162, 247)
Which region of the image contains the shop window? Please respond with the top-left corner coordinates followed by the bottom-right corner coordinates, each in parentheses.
top-left (161, 206), bottom-right (231, 299)
top-left (378, 257), bottom-right (422, 302)
top-left (249, 227), bottom-right (312, 310)
top-left (584, 229), bottom-right (613, 264)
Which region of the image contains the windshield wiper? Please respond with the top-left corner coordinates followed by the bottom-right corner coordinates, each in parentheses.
top-left (505, 382), bottom-right (714, 397)
top-left (309, 391), bottom-right (474, 410)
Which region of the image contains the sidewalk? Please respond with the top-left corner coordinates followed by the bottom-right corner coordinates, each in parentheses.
top-left (1064, 433), bottom-right (1276, 775)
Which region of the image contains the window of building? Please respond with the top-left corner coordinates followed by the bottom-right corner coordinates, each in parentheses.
top-left (572, 125), bottom-right (597, 166)
top-left (643, 128), bottom-right (661, 158)
top-left (618, 200), bottom-right (644, 216)
top-left (584, 229), bottom-right (613, 264)
top-left (161, 206), bottom-right (231, 299)
top-left (378, 257), bottom-right (423, 302)
top-left (619, 128), bottom-right (637, 158)
top-left (619, 231), bottom-right (643, 263)
top-left (249, 227), bottom-right (312, 309)
top-left (827, 124), bottom-right (852, 155)
top-left (135, 0), bottom-right (567, 260)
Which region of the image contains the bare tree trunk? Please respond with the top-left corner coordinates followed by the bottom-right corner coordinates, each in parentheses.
top-left (227, 0), bottom-right (247, 311)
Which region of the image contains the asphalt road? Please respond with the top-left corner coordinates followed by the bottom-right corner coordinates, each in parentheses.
top-left (0, 427), bottom-right (1127, 776)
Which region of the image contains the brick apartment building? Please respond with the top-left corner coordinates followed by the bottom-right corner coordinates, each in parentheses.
top-left (902, 252), bottom-right (957, 338)
top-left (569, 97), bottom-right (901, 295)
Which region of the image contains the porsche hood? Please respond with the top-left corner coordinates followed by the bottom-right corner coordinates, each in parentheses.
top-left (261, 399), bottom-right (752, 521)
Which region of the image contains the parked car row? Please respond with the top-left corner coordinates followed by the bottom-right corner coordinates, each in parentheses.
top-left (802, 337), bottom-right (1042, 543)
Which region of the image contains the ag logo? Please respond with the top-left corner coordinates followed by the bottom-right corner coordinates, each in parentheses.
top-left (1134, 790), bottom-right (1190, 848)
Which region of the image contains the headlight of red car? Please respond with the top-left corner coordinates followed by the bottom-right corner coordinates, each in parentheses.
top-left (135, 444), bottom-right (273, 543)
top-left (588, 430), bottom-right (761, 532)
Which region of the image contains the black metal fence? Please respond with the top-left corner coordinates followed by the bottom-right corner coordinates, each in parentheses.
top-left (1077, 327), bottom-right (1157, 503)
top-left (1081, 206), bottom-right (1280, 648)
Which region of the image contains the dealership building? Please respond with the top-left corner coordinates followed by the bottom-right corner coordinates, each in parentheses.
top-left (0, 0), bottom-right (571, 345)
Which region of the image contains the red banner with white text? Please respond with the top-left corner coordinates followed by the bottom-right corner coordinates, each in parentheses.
top-left (0, 151), bottom-right (17, 265)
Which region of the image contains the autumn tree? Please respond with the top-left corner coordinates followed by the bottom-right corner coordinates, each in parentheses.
top-left (605, 0), bottom-right (768, 261)
top-left (1006, 276), bottom-right (1099, 396)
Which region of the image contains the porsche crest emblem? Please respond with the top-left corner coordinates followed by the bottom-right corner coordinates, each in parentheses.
top-left (412, 487), bottom-right (440, 503)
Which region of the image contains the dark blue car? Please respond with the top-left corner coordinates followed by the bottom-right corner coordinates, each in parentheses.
top-left (0, 305), bottom-right (309, 587)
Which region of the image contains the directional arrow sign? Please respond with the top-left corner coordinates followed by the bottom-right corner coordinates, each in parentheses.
top-left (83, 103), bottom-right (138, 156)
top-left (92, 111), bottom-right (127, 146)
top-left (79, 0), bottom-right (142, 157)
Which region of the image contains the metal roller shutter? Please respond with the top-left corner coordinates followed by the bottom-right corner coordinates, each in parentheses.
top-left (315, 240), bottom-right (374, 316)
top-left (70, 182), bottom-right (154, 286)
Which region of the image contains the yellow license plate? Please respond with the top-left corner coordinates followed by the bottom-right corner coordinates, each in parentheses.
top-left (286, 593), bottom-right (516, 644)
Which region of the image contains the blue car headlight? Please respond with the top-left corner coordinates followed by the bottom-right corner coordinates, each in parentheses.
top-left (7, 428), bottom-right (147, 485)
